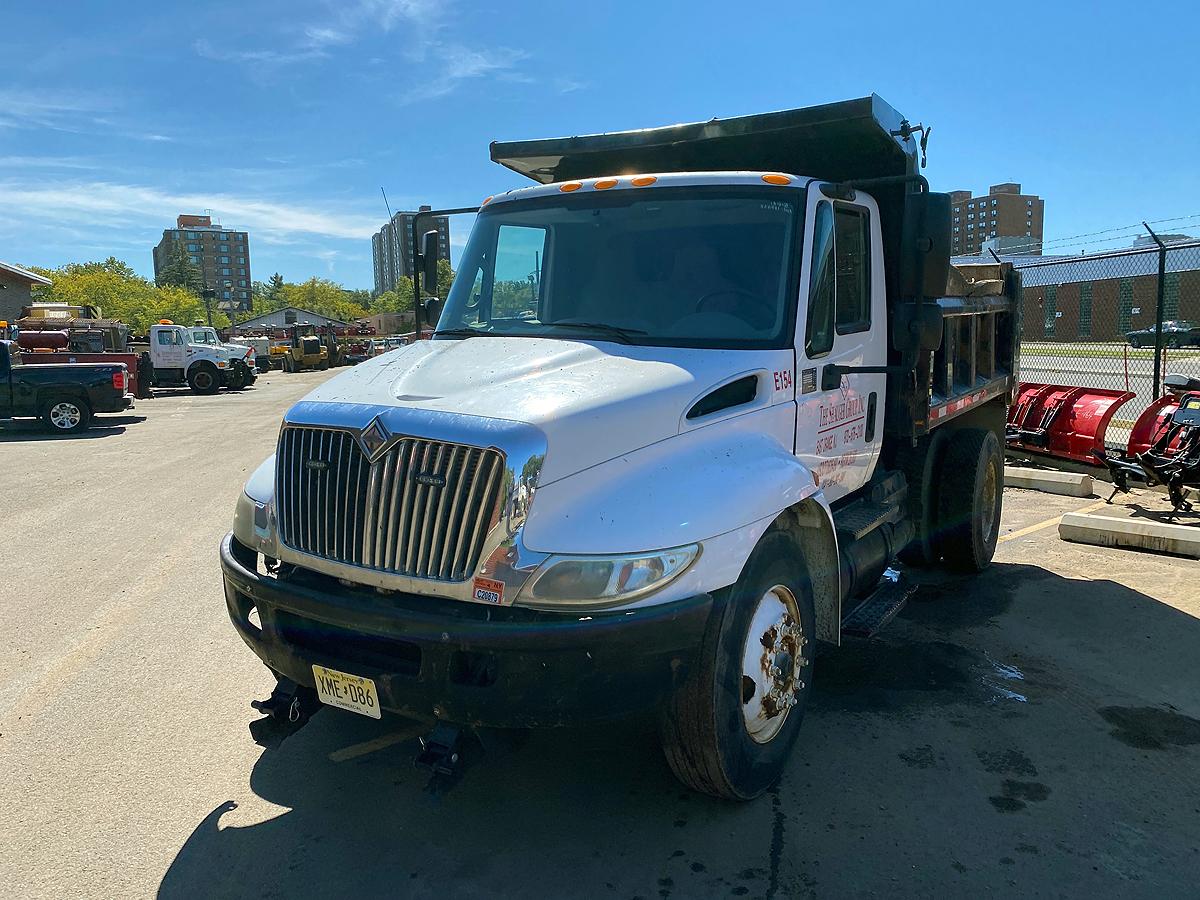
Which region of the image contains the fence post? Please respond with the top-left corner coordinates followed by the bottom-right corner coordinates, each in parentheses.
top-left (1142, 222), bottom-right (1168, 398)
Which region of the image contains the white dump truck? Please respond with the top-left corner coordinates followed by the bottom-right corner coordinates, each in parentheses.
top-left (222, 96), bottom-right (1020, 798)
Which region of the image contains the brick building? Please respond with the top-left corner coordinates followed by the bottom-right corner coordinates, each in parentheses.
top-left (0, 260), bottom-right (52, 323)
top-left (950, 183), bottom-right (1045, 257)
top-left (957, 242), bottom-right (1200, 342)
top-left (371, 205), bottom-right (450, 296)
top-left (152, 214), bottom-right (252, 310)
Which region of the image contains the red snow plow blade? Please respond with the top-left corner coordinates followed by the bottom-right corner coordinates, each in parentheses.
top-left (1005, 383), bottom-right (1135, 466)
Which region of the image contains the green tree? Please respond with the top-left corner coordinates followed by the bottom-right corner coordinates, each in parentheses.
top-left (29, 257), bottom-right (228, 334)
top-left (155, 242), bottom-right (204, 294)
top-left (267, 272), bottom-right (285, 300)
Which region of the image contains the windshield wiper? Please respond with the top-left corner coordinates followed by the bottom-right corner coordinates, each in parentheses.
top-left (432, 327), bottom-right (489, 338)
top-left (545, 321), bottom-right (647, 344)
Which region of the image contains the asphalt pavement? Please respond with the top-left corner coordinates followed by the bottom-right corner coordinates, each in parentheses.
top-left (2, 369), bottom-right (1198, 899)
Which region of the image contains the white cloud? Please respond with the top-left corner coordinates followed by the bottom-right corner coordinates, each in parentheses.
top-left (0, 88), bottom-right (174, 142)
top-left (0, 180), bottom-right (380, 243)
top-left (402, 45), bottom-right (528, 104)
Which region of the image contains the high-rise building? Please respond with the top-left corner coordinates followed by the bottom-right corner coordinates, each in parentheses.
top-left (949, 183), bottom-right (1045, 257)
top-left (371, 205), bottom-right (450, 296)
top-left (152, 214), bottom-right (252, 309)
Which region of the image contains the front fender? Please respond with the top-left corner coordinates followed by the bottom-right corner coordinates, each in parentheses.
top-left (524, 404), bottom-right (824, 555)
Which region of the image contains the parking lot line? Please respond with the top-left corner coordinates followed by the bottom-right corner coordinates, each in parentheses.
top-left (998, 499), bottom-right (1108, 544)
top-left (327, 723), bottom-right (427, 762)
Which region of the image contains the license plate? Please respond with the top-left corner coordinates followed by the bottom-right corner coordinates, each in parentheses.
top-left (312, 665), bottom-right (381, 719)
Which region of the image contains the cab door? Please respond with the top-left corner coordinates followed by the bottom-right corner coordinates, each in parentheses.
top-left (152, 326), bottom-right (187, 371)
top-left (794, 186), bottom-right (887, 503)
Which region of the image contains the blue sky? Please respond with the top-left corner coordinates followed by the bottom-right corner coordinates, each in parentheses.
top-left (2, 0), bottom-right (1197, 290)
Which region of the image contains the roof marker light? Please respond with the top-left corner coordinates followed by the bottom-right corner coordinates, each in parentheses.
top-left (631, 176), bottom-right (657, 187)
top-left (560, 182), bottom-right (583, 192)
top-left (481, 195), bottom-right (494, 206)
top-left (762, 173), bottom-right (792, 185)
top-left (593, 178), bottom-right (618, 190)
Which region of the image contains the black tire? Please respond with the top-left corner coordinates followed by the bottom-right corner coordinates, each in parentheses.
top-left (245, 369), bottom-right (257, 386)
top-left (936, 428), bottom-right (1003, 572)
top-left (227, 361), bottom-right (247, 391)
top-left (41, 396), bottom-right (92, 433)
top-left (188, 363), bottom-right (220, 395)
top-left (660, 526), bottom-right (816, 800)
top-left (1129, 337), bottom-right (1141, 349)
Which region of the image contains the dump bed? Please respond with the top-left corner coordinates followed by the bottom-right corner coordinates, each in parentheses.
top-left (491, 94), bottom-right (917, 185)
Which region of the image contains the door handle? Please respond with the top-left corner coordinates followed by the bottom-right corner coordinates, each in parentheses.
top-left (866, 392), bottom-right (878, 443)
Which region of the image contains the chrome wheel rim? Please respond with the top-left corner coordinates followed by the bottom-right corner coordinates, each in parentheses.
top-left (981, 457), bottom-right (998, 545)
top-left (741, 584), bottom-right (806, 744)
top-left (49, 402), bottom-right (81, 430)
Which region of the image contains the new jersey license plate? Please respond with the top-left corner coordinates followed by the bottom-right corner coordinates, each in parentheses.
top-left (312, 664), bottom-right (381, 719)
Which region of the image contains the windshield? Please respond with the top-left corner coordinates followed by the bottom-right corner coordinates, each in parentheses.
top-left (191, 329), bottom-right (219, 345)
top-left (437, 187), bottom-right (801, 349)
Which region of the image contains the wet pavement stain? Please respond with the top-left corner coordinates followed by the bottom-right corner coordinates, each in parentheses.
top-left (766, 785), bottom-right (786, 899)
top-left (812, 640), bottom-right (972, 713)
top-left (976, 748), bottom-right (1038, 777)
top-left (989, 779), bottom-right (1051, 812)
top-left (1098, 706), bottom-right (1200, 750)
top-left (898, 745), bottom-right (937, 769)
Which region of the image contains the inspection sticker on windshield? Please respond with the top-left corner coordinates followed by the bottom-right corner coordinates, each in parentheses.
top-left (312, 665), bottom-right (381, 719)
top-left (472, 576), bottom-right (504, 605)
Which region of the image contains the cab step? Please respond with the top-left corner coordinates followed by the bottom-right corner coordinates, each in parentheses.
top-left (840, 573), bottom-right (917, 639)
top-left (834, 501), bottom-right (903, 541)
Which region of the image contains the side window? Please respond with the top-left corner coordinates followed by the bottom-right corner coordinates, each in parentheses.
top-left (157, 330), bottom-right (177, 346)
top-left (805, 202), bottom-right (835, 358)
top-left (834, 206), bottom-right (871, 334)
top-left (491, 225), bottom-right (546, 320)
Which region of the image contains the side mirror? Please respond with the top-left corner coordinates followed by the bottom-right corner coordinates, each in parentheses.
top-left (423, 297), bottom-right (444, 328)
top-left (0, 341), bottom-right (10, 377)
top-left (420, 230), bottom-right (440, 293)
top-left (899, 191), bottom-right (951, 300)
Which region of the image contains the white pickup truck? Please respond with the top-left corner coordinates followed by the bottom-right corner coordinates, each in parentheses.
top-left (222, 96), bottom-right (1020, 798)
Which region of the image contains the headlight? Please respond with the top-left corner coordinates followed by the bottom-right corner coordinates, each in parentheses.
top-left (518, 544), bottom-right (700, 609)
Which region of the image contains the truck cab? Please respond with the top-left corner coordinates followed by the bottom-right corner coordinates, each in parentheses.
top-left (222, 96), bottom-right (1019, 799)
top-left (191, 325), bottom-right (258, 386)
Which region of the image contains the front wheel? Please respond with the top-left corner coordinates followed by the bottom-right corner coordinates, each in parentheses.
top-left (660, 526), bottom-right (816, 800)
top-left (41, 396), bottom-right (92, 433)
top-left (188, 364), bottom-right (220, 395)
top-left (1129, 337), bottom-right (1141, 349)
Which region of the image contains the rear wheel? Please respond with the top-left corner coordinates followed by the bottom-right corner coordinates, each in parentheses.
top-left (41, 396), bottom-right (91, 433)
top-left (936, 428), bottom-right (1003, 572)
top-left (188, 363), bottom-right (220, 395)
top-left (1129, 336), bottom-right (1142, 349)
top-left (660, 526), bottom-right (816, 800)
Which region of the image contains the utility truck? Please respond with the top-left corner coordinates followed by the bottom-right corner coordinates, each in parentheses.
top-left (143, 321), bottom-right (250, 394)
top-left (222, 96), bottom-right (1020, 799)
top-left (189, 325), bottom-right (258, 387)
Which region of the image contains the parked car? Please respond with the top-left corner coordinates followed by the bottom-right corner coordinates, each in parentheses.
top-left (1126, 320), bottom-right (1200, 349)
top-left (1, 340), bottom-right (133, 433)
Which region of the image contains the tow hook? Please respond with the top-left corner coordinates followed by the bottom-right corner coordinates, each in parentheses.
top-left (248, 677), bottom-right (322, 749)
top-left (414, 722), bottom-right (463, 777)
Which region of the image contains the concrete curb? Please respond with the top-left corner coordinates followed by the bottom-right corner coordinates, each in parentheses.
top-left (1059, 512), bottom-right (1200, 559)
top-left (1005, 466), bottom-right (1094, 497)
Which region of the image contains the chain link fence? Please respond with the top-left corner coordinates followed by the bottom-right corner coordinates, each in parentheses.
top-left (1009, 240), bottom-right (1200, 445)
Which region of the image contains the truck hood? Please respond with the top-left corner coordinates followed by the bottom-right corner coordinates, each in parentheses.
top-left (295, 337), bottom-right (783, 484)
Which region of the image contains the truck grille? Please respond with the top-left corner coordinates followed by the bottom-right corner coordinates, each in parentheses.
top-left (276, 426), bottom-right (505, 581)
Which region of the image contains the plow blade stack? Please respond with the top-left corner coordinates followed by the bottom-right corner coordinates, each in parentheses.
top-left (1005, 383), bottom-right (1134, 466)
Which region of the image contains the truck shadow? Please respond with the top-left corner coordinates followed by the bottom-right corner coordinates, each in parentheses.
top-left (158, 562), bottom-right (1200, 899)
top-left (0, 415), bottom-right (143, 441)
